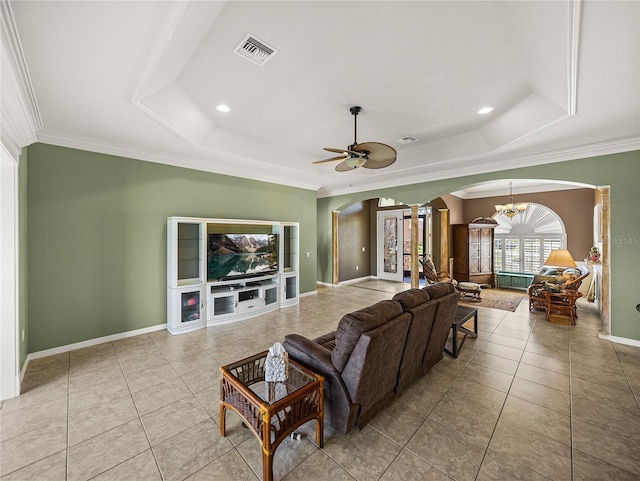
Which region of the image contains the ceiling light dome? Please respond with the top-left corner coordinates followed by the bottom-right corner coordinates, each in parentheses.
top-left (216, 104), bottom-right (231, 113)
top-left (478, 106), bottom-right (494, 115)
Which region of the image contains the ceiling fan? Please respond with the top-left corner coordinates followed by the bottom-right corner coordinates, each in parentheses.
top-left (313, 106), bottom-right (397, 172)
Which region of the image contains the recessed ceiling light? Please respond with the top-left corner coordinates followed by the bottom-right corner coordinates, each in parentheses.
top-left (478, 106), bottom-right (494, 115)
top-left (216, 104), bottom-right (231, 113)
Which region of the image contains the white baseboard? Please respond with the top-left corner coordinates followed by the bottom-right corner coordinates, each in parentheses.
top-left (24, 324), bottom-right (167, 364)
top-left (608, 335), bottom-right (640, 348)
top-left (299, 290), bottom-right (317, 298)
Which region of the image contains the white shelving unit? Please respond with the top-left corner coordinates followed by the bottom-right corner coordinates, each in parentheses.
top-left (167, 217), bottom-right (299, 334)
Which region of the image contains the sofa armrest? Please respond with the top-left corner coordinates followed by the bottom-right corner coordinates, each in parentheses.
top-left (284, 334), bottom-right (335, 376)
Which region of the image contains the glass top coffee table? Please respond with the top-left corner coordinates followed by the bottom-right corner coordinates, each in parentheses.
top-left (220, 351), bottom-right (324, 481)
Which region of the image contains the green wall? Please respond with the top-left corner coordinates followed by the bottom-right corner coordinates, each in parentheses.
top-left (26, 143), bottom-right (317, 353)
top-left (19, 147), bottom-right (29, 368)
top-left (317, 150), bottom-right (640, 341)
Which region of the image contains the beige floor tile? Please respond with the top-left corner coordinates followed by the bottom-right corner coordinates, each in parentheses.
top-left (571, 362), bottom-right (631, 391)
top-left (493, 325), bottom-right (531, 340)
top-left (131, 376), bottom-right (191, 415)
top-left (480, 341), bottom-right (524, 362)
top-left (68, 376), bottom-right (130, 415)
top-left (458, 362), bottom-right (514, 392)
top-left (322, 425), bottom-right (402, 481)
top-left (487, 332), bottom-right (528, 350)
top-left (68, 393), bottom-right (138, 446)
top-left (572, 448), bottom-right (640, 480)
top-left (152, 419), bottom-right (235, 481)
top-left (429, 392), bottom-right (500, 446)
top-left (573, 419), bottom-right (640, 476)
top-left (500, 394), bottom-right (571, 445)
top-left (477, 451), bottom-right (552, 480)
top-left (520, 350), bottom-right (570, 374)
top-left (524, 339), bottom-right (569, 360)
top-left (0, 419), bottom-right (67, 476)
top-left (571, 394), bottom-right (640, 442)
top-left (0, 450), bottom-right (67, 481)
top-left (141, 395), bottom-right (210, 446)
top-left (185, 449), bottom-right (260, 480)
top-left (471, 351), bottom-right (519, 375)
top-left (122, 361), bottom-right (180, 393)
top-left (379, 450), bottom-right (451, 481)
top-left (67, 418), bottom-right (149, 481)
top-left (515, 362), bottom-right (570, 392)
top-left (91, 449), bottom-right (162, 481)
top-left (406, 418), bottom-right (485, 481)
top-left (508, 376), bottom-right (570, 415)
top-left (282, 450), bottom-right (354, 481)
top-left (487, 418), bottom-right (571, 480)
top-left (368, 398), bottom-right (429, 445)
top-left (446, 379), bottom-right (507, 414)
top-left (0, 394), bottom-right (67, 441)
top-left (571, 377), bottom-right (638, 411)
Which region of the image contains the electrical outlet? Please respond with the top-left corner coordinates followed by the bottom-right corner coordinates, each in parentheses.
top-left (362, 247), bottom-right (366, 252)
top-left (356, 265), bottom-right (359, 271)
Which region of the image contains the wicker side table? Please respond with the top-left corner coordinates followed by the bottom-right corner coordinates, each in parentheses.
top-left (220, 351), bottom-right (324, 481)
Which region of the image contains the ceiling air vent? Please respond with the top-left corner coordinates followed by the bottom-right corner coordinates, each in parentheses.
top-left (234, 33), bottom-right (277, 67)
top-left (397, 135), bottom-right (418, 145)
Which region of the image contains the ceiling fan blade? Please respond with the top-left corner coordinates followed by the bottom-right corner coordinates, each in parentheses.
top-left (356, 142), bottom-right (397, 169)
top-left (313, 155), bottom-right (348, 164)
top-left (335, 161), bottom-right (357, 172)
top-left (323, 147), bottom-right (349, 154)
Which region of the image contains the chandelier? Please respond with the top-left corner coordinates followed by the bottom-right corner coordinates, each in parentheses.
top-left (495, 181), bottom-right (528, 218)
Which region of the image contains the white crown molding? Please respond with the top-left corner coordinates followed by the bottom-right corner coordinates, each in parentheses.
top-left (317, 136), bottom-right (640, 198)
top-left (0, 1), bottom-right (42, 158)
top-left (35, 130), bottom-right (322, 192)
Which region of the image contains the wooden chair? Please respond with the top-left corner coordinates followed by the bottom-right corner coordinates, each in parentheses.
top-left (543, 290), bottom-right (583, 324)
top-left (419, 256), bottom-right (455, 285)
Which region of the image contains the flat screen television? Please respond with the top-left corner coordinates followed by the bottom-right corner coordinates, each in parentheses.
top-left (208, 233), bottom-right (278, 281)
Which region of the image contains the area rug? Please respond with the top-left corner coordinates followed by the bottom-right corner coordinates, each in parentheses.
top-left (459, 288), bottom-right (527, 312)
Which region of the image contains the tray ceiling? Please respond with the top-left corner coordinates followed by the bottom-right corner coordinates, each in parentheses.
top-left (8, 1), bottom-right (640, 196)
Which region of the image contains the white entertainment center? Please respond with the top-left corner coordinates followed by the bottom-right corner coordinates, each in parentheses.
top-left (167, 217), bottom-right (299, 335)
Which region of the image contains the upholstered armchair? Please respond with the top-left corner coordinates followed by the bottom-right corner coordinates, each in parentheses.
top-left (528, 265), bottom-right (590, 312)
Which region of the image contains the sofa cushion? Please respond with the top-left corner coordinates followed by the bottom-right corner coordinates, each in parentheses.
top-left (423, 282), bottom-right (455, 300)
top-left (392, 288), bottom-right (431, 310)
top-left (331, 300), bottom-right (404, 372)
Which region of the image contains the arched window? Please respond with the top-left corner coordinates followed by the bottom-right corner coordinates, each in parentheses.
top-left (493, 203), bottom-right (567, 273)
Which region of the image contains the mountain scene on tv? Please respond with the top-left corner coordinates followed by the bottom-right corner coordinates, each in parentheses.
top-left (208, 234), bottom-right (278, 280)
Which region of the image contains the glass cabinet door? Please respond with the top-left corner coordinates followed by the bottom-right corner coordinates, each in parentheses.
top-left (180, 289), bottom-right (201, 323)
top-left (176, 222), bottom-right (203, 285)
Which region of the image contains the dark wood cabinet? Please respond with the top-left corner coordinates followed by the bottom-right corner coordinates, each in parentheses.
top-left (452, 218), bottom-right (497, 286)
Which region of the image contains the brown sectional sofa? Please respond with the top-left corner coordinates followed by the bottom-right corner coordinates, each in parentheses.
top-left (283, 282), bottom-right (460, 434)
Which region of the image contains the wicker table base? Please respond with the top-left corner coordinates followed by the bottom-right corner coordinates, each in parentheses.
top-left (220, 351), bottom-right (324, 481)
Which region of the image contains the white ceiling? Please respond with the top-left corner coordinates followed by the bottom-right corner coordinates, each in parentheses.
top-left (8, 1), bottom-right (640, 197)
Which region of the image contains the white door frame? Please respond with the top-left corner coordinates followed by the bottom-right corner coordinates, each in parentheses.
top-left (377, 210), bottom-right (404, 282)
top-left (0, 143), bottom-right (20, 400)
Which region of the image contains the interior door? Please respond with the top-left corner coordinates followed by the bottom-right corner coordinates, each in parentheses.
top-left (377, 210), bottom-right (404, 282)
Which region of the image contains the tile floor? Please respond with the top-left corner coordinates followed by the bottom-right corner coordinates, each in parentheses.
top-left (2, 282), bottom-right (640, 481)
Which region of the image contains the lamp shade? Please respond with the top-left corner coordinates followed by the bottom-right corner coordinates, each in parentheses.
top-left (544, 249), bottom-right (577, 268)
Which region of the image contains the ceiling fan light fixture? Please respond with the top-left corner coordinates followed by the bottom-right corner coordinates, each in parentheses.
top-left (313, 106), bottom-right (397, 171)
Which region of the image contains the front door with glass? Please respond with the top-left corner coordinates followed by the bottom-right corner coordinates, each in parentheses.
top-left (377, 210), bottom-right (404, 282)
